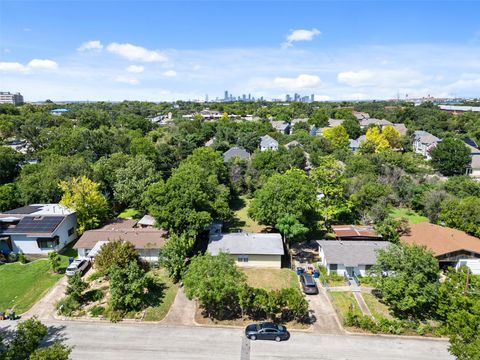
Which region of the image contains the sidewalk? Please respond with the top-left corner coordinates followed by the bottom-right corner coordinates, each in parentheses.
top-left (160, 287), bottom-right (196, 326)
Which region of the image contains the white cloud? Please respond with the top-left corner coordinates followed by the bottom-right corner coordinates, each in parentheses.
top-left (162, 70), bottom-right (177, 77)
top-left (126, 65), bottom-right (144, 73)
top-left (271, 74), bottom-right (321, 89)
top-left (114, 75), bottom-right (139, 85)
top-left (78, 40), bottom-right (103, 52)
top-left (0, 62), bottom-right (29, 73)
top-left (283, 28), bottom-right (321, 47)
top-left (27, 59), bottom-right (58, 70)
top-left (337, 68), bottom-right (428, 87)
top-left (106, 42), bottom-right (167, 62)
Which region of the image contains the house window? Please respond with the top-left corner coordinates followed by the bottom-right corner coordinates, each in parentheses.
top-left (365, 265), bottom-right (372, 271)
top-left (237, 255), bottom-right (249, 263)
top-left (68, 227), bottom-right (75, 236)
top-left (37, 237), bottom-right (59, 249)
top-left (329, 264), bottom-right (338, 271)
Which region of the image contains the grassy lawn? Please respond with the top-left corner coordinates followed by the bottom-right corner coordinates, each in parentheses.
top-left (329, 291), bottom-right (362, 323)
top-left (143, 268), bottom-right (179, 321)
top-left (241, 268), bottom-right (298, 291)
top-left (231, 196), bottom-right (268, 233)
top-left (362, 292), bottom-right (393, 320)
top-left (118, 208), bottom-right (140, 219)
top-left (0, 251), bottom-right (72, 314)
top-left (389, 208), bottom-right (428, 224)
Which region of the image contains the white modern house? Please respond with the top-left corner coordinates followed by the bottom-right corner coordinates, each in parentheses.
top-left (259, 135), bottom-right (279, 151)
top-left (207, 232), bottom-right (284, 268)
top-left (412, 130), bottom-right (442, 160)
top-left (317, 240), bottom-right (390, 277)
top-left (0, 204), bottom-right (77, 254)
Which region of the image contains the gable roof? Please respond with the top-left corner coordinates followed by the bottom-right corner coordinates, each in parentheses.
top-left (208, 232), bottom-right (284, 255)
top-left (392, 123), bottom-right (408, 136)
top-left (270, 121), bottom-right (290, 131)
top-left (223, 147), bottom-right (251, 162)
top-left (260, 135), bottom-right (278, 148)
top-left (317, 240), bottom-right (390, 266)
top-left (328, 119), bottom-right (344, 128)
top-left (359, 118), bottom-right (392, 127)
top-left (401, 223), bottom-right (480, 257)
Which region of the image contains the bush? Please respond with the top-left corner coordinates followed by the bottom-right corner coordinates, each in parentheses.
top-left (87, 271), bottom-right (104, 282)
top-left (89, 305), bottom-right (105, 317)
top-left (94, 240), bottom-right (139, 275)
top-left (18, 252), bottom-right (27, 264)
top-left (57, 295), bottom-right (81, 316)
top-left (83, 289), bottom-right (104, 303)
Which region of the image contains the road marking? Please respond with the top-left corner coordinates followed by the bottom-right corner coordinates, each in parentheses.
top-left (240, 336), bottom-right (250, 360)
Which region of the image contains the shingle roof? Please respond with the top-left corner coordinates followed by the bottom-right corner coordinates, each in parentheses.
top-left (328, 119), bottom-right (344, 128)
top-left (317, 240), bottom-right (390, 266)
top-left (260, 135), bottom-right (278, 148)
top-left (392, 123), bottom-right (408, 136)
top-left (208, 232), bottom-right (284, 255)
top-left (401, 223), bottom-right (480, 257)
top-left (359, 118), bottom-right (392, 127)
top-left (331, 225), bottom-right (382, 240)
top-left (223, 147), bottom-right (251, 162)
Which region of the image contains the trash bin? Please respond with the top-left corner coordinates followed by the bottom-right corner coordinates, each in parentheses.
top-left (68, 257), bottom-right (74, 265)
top-left (313, 270), bottom-right (319, 279)
top-left (8, 311), bottom-right (15, 320)
top-left (296, 267), bottom-right (304, 276)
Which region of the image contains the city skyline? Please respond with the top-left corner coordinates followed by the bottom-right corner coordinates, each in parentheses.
top-left (1, 1), bottom-right (480, 101)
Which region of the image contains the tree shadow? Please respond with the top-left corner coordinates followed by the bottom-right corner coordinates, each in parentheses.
top-left (143, 278), bottom-right (167, 308)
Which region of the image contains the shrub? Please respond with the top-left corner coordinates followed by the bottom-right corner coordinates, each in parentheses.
top-left (83, 289), bottom-right (104, 303)
top-left (18, 252), bottom-right (27, 264)
top-left (57, 295), bottom-right (81, 316)
top-left (48, 251), bottom-right (61, 273)
top-left (87, 271), bottom-right (104, 282)
top-left (65, 273), bottom-right (87, 302)
top-left (89, 305), bottom-right (105, 317)
top-left (94, 240), bottom-right (139, 275)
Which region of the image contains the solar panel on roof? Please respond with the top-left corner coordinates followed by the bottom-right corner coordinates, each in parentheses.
top-left (9, 216), bottom-right (64, 234)
top-left (4, 205), bottom-right (42, 215)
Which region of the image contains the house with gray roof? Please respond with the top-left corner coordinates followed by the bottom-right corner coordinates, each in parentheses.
top-left (464, 139), bottom-right (480, 179)
top-left (223, 147), bottom-right (251, 162)
top-left (328, 119), bottom-right (345, 128)
top-left (0, 204), bottom-right (77, 255)
top-left (317, 240), bottom-right (390, 277)
top-left (359, 118), bottom-right (393, 129)
top-left (413, 130), bottom-right (442, 160)
top-left (260, 135), bottom-right (279, 151)
top-left (270, 121), bottom-right (290, 134)
top-left (208, 232), bottom-right (284, 268)
top-left (392, 123), bottom-right (408, 136)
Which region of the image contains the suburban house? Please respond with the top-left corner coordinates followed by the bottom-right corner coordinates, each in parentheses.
top-left (74, 218), bottom-right (167, 263)
top-left (359, 118), bottom-right (392, 129)
top-left (207, 232), bottom-right (284, 268)
top-left (413, 130), bottom-right (442, 160)
top-left (348, 138), bottom-right (360, 152)
top-left (353, 111), bottom-right (370, 120)
top-left (223, 147), bottom-right (251, 162)
top-left (463, 139), bottom-right (480, 178)
top-left (330, 225), bottom-right (383, 241)
top-left (270, 121), bottom-right (290, 134)
top-left (0, 204), bottom-right (77, 255)
top-left (317, 240), bottom-right (390, 277)
top-left (327, 119), bottom-right (344, 128)
top-left (392, 123), bottom-right (408, 136)
top-left (260, 135), bottom-right (279, 151)
top-left (401, 222), bottom-right (480, 274)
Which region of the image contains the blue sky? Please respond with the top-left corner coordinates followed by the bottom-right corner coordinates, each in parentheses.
top-left (1, 1), bottom-right (480, 101)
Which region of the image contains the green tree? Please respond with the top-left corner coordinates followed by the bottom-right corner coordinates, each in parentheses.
top-left (113, 155), bottom-right (160, 209)
top-left (443, 176), bottom-right (480, 198)
top-left (109, 261), bottom-right (148, 312)
top-left (374, 217), bottom-right (410, 243)
top-left (48, 251), bottom-right (61, 274)
top-left (308, 109), bottom-right (329, 127)
top-left (0, 146), bottom-right (23, 184)
top-left (159, 233), bottom-right (196, 281)
top-left (322, 125), bottom-right (349, 150)
top-left (183, 253), bottom-right (245, 320)
top-left (342, 118), bottom-right (361, 139)
top-left (94, 240), bottom-right (139, 275)
top-left (371, 243), bottom-right (439, 320)
top-left (249, 168), bottom-right (318, 230)
top-left (365, 127), bottom-right (389, 153)
top-left (0, 183), bottom-right (20, 212)
top-left (439, 196), bottom-right (480, 237)
top-left (437, 268), bottom-right (480, 360)
top-left (276, 214), bottom-right (309, 243)
top-left (65, 272), bottom-right (88, 302)
top-left (59, 176), bottom-right (108, 234)
top-left (430, 138), bottom-right (471, 176)
top-left (28, 342), bottom-right (72, 360)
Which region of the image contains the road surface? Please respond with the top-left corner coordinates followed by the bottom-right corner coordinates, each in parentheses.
top-left (1, 321), bottom-right (453, 360)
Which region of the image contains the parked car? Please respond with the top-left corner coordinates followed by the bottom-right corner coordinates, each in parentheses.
top-left (245, 322), bottom-right (289, 342)
top-left (65, 258), bottom-right (90, 277)
top-left (300, 273), bottom-right (319, 294)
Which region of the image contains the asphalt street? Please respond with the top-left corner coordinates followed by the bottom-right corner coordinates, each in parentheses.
top-left (1, 321), bottom-right (453, 360)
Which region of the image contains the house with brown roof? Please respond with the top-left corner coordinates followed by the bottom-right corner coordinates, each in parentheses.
top-left (330, 225), bottom-right (383, 241)
top-left (74, 218), bottom-right (167, 263)
top-left (401, 223), bottom-right (480, 274)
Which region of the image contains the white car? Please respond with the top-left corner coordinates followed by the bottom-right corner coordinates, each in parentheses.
top-left (65, 258), bottom-right (90, 277)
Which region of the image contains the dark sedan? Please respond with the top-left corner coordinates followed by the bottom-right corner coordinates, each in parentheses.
top-left (300, 273), bottom-right (319, 295)
top-left (245, 322), bottom-right (289, 342)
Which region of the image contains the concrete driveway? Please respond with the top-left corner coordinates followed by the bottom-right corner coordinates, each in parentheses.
top-left (305, 283), bottom-right (344, 334)
top-left (21, 276), bottom-right (68, 320)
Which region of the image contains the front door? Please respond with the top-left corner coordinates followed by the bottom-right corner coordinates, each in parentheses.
top-left (346, 266), bottom-right (354, 277)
